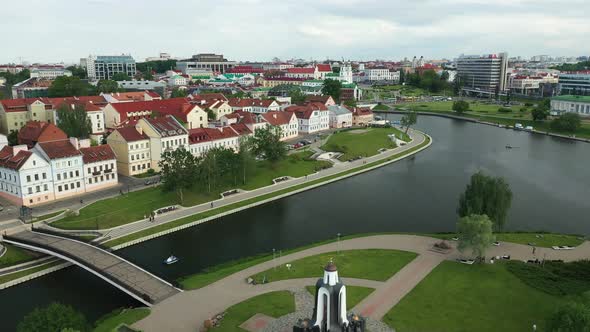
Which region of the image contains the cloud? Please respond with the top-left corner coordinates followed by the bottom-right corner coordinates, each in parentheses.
top-left (0, 0), bottom-right (588, 63)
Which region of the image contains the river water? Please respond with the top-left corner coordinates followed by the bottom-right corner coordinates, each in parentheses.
top-left (2, 115), bottom-right (589, 330)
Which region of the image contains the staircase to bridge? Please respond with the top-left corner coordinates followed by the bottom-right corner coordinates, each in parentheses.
top-left (1, 229), bottom-right (180, 306)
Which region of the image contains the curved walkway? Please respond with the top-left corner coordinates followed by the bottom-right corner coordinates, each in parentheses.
top-left (133, 234), bottom-right (590, 332)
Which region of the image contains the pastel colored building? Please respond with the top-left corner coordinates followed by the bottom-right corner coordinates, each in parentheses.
top-left (80, 145), bottom-right (118, 192)
top-left (106, 126), bottom-right (152, 176)
top-left (327, 105), bottom-right (353, 128)
top-left (136, 116), bottom-right (189, 172)
top-left (284, 103), bottom-right (330, 134)
top-left (261, 111), bottom-right (298, 140)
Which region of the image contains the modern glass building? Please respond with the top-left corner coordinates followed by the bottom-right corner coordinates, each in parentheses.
top-left (456, 53), bottom-right (508, 93)
top-left (84, 55), bottom-right (136, 81)
top-left (558, 73), bottom-right (590, 96)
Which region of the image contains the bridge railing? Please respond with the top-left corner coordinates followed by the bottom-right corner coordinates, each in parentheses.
top-left (3, 233), bottom-right (153, 304)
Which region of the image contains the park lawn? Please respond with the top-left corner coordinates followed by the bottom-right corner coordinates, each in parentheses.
top-left (398, 101), bottom-right (590, 139)
top-left (240, 151), bottom-right (332, 190)
top-left (384, 261), bottom-right (562, 332)
top-left (321, 127), bottom-right (409, 161)
top-left (213, 291), bottom-right (295, 332)
top-left (106, 136), bottom-right (432, 248)
top-left (0, 244), bottom-right (39, 269)
top-left (372, 104), bottom-right (390, 111)
top-left (250, 249), bottom-right (417, 284)
top-left (306, 285), bottom-right (374, 309)
top-left (93, 308), bottom-right (150, 332)
top-left (51, 151), bottom-right (331, 230)
top-left (33, 210), bottom-right (64, 222)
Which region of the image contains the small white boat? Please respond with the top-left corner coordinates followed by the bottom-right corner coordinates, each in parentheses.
top-left (164, 255), bottom-right (179, 265)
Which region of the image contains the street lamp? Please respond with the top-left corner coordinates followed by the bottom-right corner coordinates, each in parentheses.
top-left (272, 248), bottom-right (276, 270)
top-left (337, 233), bottom-right (341, 255)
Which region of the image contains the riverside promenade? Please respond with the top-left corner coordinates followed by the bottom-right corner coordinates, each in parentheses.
top-left (134, 234), bottom-right (590, 332)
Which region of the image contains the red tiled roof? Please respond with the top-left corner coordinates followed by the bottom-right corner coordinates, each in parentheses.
top-left (18, 121), bottom-right (67, 148)
top-left (263, 77), bottom-right (307, 82)
top-left (230, 123), bottom-right (252, 136)
top-left (0, 96), bottom-right (108, 113)
top-left (38, 140), bottom-right (81, 159)
top-left (114, 126), bottom-right (148, 142)
top-left (204, 127), bottom-right (239, 140)
top-left (261, 111), bottom-right (294, 126)
top-left (305, 96), bottom-right (333, 105)
top-left (287, 67), bottom-right (315, 74)
top-left (80, 145), bottom-right (116, 164)
top-left (232, 111), bottom-right (267, 125)
top-left (0, 146), bottom-right (32, 170)
top-left (106, 91), bottom-right (161, 102)
top-left (188, 128), bottom-right (211, 144)
top-left (284, 102), bottom-right (327, 119)
top-left (191, 93), bottom-right (228, 102)
top-left (350, 107), bottom-right (373, 116)
top-left (227, 66), bottom-right (264, 74)
top-left (109, 98), bottom-right (198, 122)
top-left (316, 64), bottom-right (332, 72)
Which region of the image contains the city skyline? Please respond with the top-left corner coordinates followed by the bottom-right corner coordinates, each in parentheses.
top-left (1, 0), bottom-right (589, 64)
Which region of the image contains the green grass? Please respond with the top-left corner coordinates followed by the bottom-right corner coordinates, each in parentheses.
top-left (321, 127), bottom-right (410, 161)
top-left (397, 101), bottom-right (590, 139)
top-left (212, 291), bottom-right (294, 332)
top-left (372, 104), bottom-right (391, 111)
top-left (93, 308), bottom-right (150, 332)
top-left (306, 285), bottom-right (374, 309)
top-left (250, 249), bottom-right (417, 284)
top-left (0, 244), bottom-right (38, 269)
top-left (506, 260), bottom-right (590, 296)
top-left (33, 210), bottom-right (64, 222)
top-left (105, 135), bottom-right (431, 248)
top-left (0, 261), bottom-right (62, 285)
top-left (384, 261), bottom-right (563, 332)
top-left (51, 152), bottom-right (330, 230)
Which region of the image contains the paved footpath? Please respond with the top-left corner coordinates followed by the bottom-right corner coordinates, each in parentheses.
top-left (133, 234), bottom-right (590, 332)
top-left (39, 128), bottom-right (427, 242)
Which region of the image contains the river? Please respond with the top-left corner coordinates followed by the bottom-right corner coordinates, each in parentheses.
top-left (2, 115), bottom-right (589, 330)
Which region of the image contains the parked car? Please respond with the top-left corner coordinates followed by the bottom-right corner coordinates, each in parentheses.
top-left (144, 180), bottom-right (153, 186)
top-left (293, 143), bottom-right (303, 149)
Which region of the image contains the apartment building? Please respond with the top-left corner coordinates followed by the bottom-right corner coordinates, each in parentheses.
top-left (261, 111), bottom-right (298, 140)
top-left (558, 72), bottom-right (590, 96)
top-left (284, 103), bottom-right (330, 134)
top-left (136, 116), bottom-right (189, 172)
top-left (84, 55), bottom-right (136, 81)
top-left (107, 126), bottom-right (152, 176)
top-left (80, 145), bottom-right (118, 192)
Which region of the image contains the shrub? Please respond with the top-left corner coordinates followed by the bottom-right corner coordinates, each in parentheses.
top-left (147, 168), bottom-right (155, 175)
top-left (524, 102), bottom-right (533, 107)
top-left (520, 107), bottom-right (528, 113)
top-left (551, 113), bottom-right (582, 132)
top-left (498, 107), bottom-right (512, 113)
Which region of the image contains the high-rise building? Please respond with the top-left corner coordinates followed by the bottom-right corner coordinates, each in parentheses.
top-left (83, 55), bottom-right (136, 81)
top-left (176, 53), bottom-right (236, 74)
top-left (456, 53), bottom-right (509, 92)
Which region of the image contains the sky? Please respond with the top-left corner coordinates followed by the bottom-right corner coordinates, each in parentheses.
top-left (2, 0), bottom-right (589, 64)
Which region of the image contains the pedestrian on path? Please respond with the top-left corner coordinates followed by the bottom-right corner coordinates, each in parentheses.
top-left (210, 202), bottom-right (214, 209)
top-left (533, 246), bottom-right (536, 255)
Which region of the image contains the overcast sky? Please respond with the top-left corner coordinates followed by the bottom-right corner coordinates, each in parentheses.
top-left (2, 0), bottom-right (589, 64)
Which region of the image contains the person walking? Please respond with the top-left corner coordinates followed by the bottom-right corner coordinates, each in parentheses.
top-left (210, 202), bottom-right (214, 209)
top-left (533, 246), bottom-right (536, 255)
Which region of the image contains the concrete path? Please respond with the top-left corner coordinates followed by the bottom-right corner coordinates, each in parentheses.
top-left (134, 234), bottom-right (590, 332)
top-left (37, 128), bottom-right (426, 242)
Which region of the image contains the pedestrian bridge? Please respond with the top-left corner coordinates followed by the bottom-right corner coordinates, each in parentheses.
top-left (2, 230), bottom-right (180, 306)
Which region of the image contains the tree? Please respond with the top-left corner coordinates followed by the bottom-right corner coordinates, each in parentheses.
top-left (288, 87), bottom-right (306, 105)
top-left (143, 71), bottom-right (154, 80)
top-left (17, 302), bottom-right (88, 332)
top-left (48, 76), bottom-right (97, 97)
top-left (457, 214), bottom-right (495, 258)
top-left (111, 72), bottom-right (131, 81)
top-left (237, 136), bottom-right (255, 185)
top-left (322, 79), bottom-right (342, 103)
top-left (136, 60), bottom-right (177, 74)
top-left (399, 70), bottom-right (405, 84)
top-left (66, 66), bottom-right (87, 79)
top-left (251, 126), bottom-right (286, 162)
top-left (457, 171), bottom-right (513, 231)
top-left (551, 113), bottom-right (581, 133)
top-left (206, 108), bottom-right (217, 120)
top-left (170, 88), bottom-right (188, 98)
top-left (343, 99), bottom-right (357, 108)
top-left (532, 106), bottom-right (549, 121)
top-left (159, 147), bottom-right (197, 204)
top-left (400, 110), bottom-right (418, 134)
top-left (452, 100), bottom-right (470, 114)
top-left (56, 104), bottom-right (92, 139)
top-left (547, 301), bottom-right (590, 332)
top-left (96, 80), bottom-right (120, 94)
top-left (440, 70), bottom-right (450, 81)
top-left (7, 130), bottom-right (18, 145)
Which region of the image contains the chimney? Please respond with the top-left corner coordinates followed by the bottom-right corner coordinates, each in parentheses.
top-left (69, 137), bottom-right (80, 150)
top-left (12, 145), bottom-right (28, 156)
top-left (79, 139), bottom-right (91, 148)
top-left (273, 113), bottom-right (277, 119)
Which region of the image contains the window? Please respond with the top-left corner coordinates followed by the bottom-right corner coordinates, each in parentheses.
top-left (36, 186), bottom-right (40, 193)
top-left (43, 184), bottom-right (48, 191)
top-left (28, 187), bottom-right (32, 194)
top-left (89, 178), bottom-right (93, 184)
top-left (77, 182), bottom-right (80, 188)
top-left (88, 168), bottom-right (91, 173)
top-left (58, 186), bottom-right (62, 192)
top-left (26, 175), bottom-right (31, 182)
top-left (42, 173), bottom-right (46, 180)
top-left (68, 161), bottom-right (71, 166)
top-left (75, 170), bottom-right (79, 177)
top-left (64, 184), bottom-right (68, 190)
top-left (57, 174), bottom-right (61, 181)
top-left (69, 171), bottom-right (73, 178)
top-left (34, 174), bottom-right (39, 181)
top-left (132, 165), bottom-right (136, 171)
